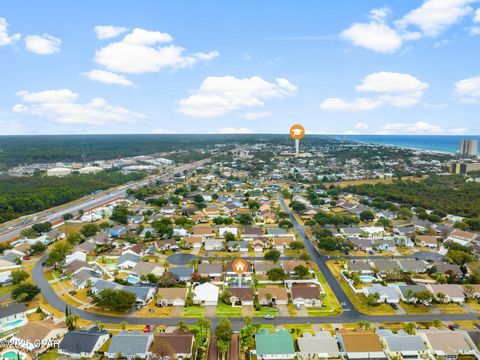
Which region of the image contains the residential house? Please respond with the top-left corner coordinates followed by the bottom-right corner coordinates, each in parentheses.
top-left (266, 227), bottom-right (288, 237)
top-left (109, 225), bottom-right (126, 237)
top-left (131, 262), bottom-right (165, 277)
top-left (378, 329), bottom-right (428, 359)
top-left (65, 251), bottom-right (87, 265)
top-left (185, 236), bottom-right (203, 249)
top-left (74, 240), bottom-right (97, 254)
top-left (10, 320), bottom-right (67, 353)
top-left (282, 260), bottom-right (309, 276)
top-left (397, 259), bottom-right (429, 273)
top-left (151, 330), bottom-right (194, 359)
top-left (258, 287), bottom-right (288, 305)
top-left (0, 271), bottom-right (12, 286)
top-left (58, 327), bottom-right (109, 359)
top-left (416, 235), bottom-right (439, 249)
top-left (123, 244), bottom-right (145, 257)
top-left (297, 331), bottom-right (341, 359)
top-left (372, 260), bottom-right (401, 276)
top-left (254, 261), bottom-right (281, 275)
top-left (72, 269), bottom-right (101, 289)
top-left (365, 284), bottom-right (400, 304)
top-left (228, 287), bottom-right (254, 306)
top-left (193, 282), bottom-right (219, 306)
top-left (92, 280), bottom-right (155, 307)
top-left (156, 288), bottom-right (187, 306)
top-left (345, 261), bottom-right (374, 275)
top-left (117, 253), bottom-right (141, 269)
top-left (219, 227), bottom-right (238, 237)
top-left (198, 263), bottom-right (223, 278)
top-left (243, 226), bottom-right (264, 238)
top-left (337, 330), bottom-right (386, 360)
top-left (0, 303), bottom-right (28, 326)
top-left (227, 241), bottom-right (249, 253)
top-left (204, 239), bottom-right (224, 251)
top-left (421, 330), bottom-right (476, 358)
top-left (255, 329), bottom-right (296, 360)
top-left (273, 237), bottom-right (294, 251)
top-left (446, 229), bottom-right (477, 246)
top-left (291, 285), bottom-right (322, 307)
top-left (428, 284), bottom-right (466, 304)
top-left (66, 260), bottom-right (92, 276)
top-left (105, 331), bottom-right (153, 359)
top-left (169, 266), bottom-right (193, 282)
top-left (155, 239), bottom-right (179, 252)
top-left (397, 285), bottom-right (431, 303)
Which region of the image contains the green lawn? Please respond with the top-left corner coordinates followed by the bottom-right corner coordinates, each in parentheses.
top-left (254, 306), bottom-right (280, 317)
top-left (216, 302), bottom-right (242, 317)
top-left (182, 306), bottom-right (206, 318)
top-left (38, 350), bottom-right (59, 360)
top-left (437, 303), bottom-right (467, 314)
top-left (314, 271), bottom-right (343, 316)
top-left (0, 284), bottom-right (14, 296)
top-left (400, 302), bottom-right (432, 314)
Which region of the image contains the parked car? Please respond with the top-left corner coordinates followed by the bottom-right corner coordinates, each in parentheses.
top-left (390, 303), bottom-right (398, 310)
top-left (264, 315), bottom-right (274, 320)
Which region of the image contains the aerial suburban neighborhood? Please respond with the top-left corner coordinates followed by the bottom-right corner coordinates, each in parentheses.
top-left (0, 134), bottom-right (480, 359)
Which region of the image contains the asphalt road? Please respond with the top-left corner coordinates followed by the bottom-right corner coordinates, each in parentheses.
top-left (0, 158), bottom-right (211, 243)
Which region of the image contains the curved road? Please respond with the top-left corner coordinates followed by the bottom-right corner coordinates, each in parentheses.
top-left (30, 195), bottom-right (478, 331)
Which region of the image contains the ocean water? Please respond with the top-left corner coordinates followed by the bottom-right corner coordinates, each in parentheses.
top-left (333, 135), bottom-right (480, 154)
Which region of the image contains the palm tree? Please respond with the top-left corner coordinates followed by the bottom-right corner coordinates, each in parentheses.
top-left (403, 322), bottom-right (416, 335)
top-left (65, 314), bottom-right (79, 330)
top-left (177, 321), bottom-right (188, 332)
top-left (94, 321), bottom-right (104, 330)
top-left (433, 318), bottom-right (442, 328)
top-left (120, 321), bottom-right (127, 330)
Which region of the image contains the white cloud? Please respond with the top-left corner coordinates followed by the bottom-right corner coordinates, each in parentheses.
top-left (211, 127), bottom-right (255, 134)
top-left (94, 25), bottom-right (128, 39)
top-left (354, 121), bottom-right (369, 130)
top-left (13, 89), bottom-right (144, 125)
top-left (84, 69), bottom-right (133, 86)
top-left (94, 27), bottom-right (218, 74)
top-left (25, 34), bottom-right (61, 55)
top-left (320, 97), bottom-right (382, 111)
top-left (0, 17), bottom-right (20, 46)
top-left (151, 128), bottom-right (177, 134)
top-left (475, 8), bottom-right (480, 22)
top-left (242, 111), bottom-right (272, 120)
top-left (396, 0), bottom-right (475, 37)
top-left (376, 121), bottom-right (443, 134)
top-left (177, 76), bottom-right (297, 118)
top-left (341, 8), bottom-right (402, 53)
top-left (321, 71), bottom-right (428, 111)
top-left (453, 75), bottom-right (480, 103)
top-left (0, 120), bottom-right (27, 134)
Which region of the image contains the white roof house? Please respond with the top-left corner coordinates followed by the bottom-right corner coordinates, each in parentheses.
top-left (46, 167), bottom-right (72, 176)
top-left (193, 283), bottom-right (219, 306)
top-left (79, 166), bottom-right (102, 174)
top-left (219, 227), bottom-right (238, 237)
top-left (65, 251), bottom-right (87, 265)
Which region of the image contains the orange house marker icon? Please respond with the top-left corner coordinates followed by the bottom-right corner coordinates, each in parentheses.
top-left (231, 259), bottom-right (248, 275)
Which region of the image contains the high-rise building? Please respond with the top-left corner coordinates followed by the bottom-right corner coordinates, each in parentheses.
top-left (450, 161), bottom-right (480, 175)
top-left (459, 139), bottom-right (478, 157)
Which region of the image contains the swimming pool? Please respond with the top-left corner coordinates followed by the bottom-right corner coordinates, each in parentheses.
top-left (1, 318), bottom-right (24, 329)
top-left (125, 275), bottom-right (140, 284)
top-left (359, 275), bottom-right (376, 283)
top-left (1, 350), bottom-right (26, 359)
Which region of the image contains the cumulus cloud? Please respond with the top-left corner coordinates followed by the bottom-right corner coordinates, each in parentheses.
top-left (376, 121), bottom-right (443, 134)
top-left (177, 76), bottom-right (297, 118)
top-left (321, 71), bottom-right (428, 111)
top-left (0, 17), bottom-right (21, 46)
top-left (94, 25), bottom-right (128, 39)
top-left (25, 34), bottom-right (61, 55)
top-left (84, 69), bottom-right (133, 86)
top-left (13, 89), bottom-right (144, 125)
top-left (396, 0), bottom-right (475, 37)
top-left (453, 75), bottom-right (480, 103)
top-left (211, 127), bottom-right (256, 134)
top-left (354, 122), bottom-right (369, 130)
top-left (341, 8), bottom-right (402, 53)
top-left (242, 111), bottom-right (272, 120)
top-left (342, 1), bottom-right (475, 53)
top-left (94, 27), bottom-right (218, 74)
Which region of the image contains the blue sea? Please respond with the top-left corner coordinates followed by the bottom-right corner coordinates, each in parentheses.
top-left (331, 135), bottom-right (480, 154)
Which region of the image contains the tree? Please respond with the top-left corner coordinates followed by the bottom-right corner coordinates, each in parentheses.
top-left (403, 322), bottom-right (416, 335)
top-left (215, 319), bottom-right (234, 360)
top-left (240, 318), bottom-right (261, 355)
top-left (158, 271), bottom-right (177, 287)
top-left (264, 249), bottom-right (281, 263)
top-left (366, 292), bottom-right (380, 306)
top-left (290, 240), bottom-right (305, 250)
top-left (433, 318), bottom-right (442, 328)
top-left (299, 251), bottom-right (312, 261)
top-left (65, 314), bottom-right (79, 330)
top-left (63, 213), bottom-right (74, 221)
top-left (80, 223), bottom-right (99, 238)
top-left (110, 205), bottom-right (130, 224)
top-left (66, 232), bottom-right (82, 245)
top-left (152, 218), bottom-right (174, 239)
top-left (11, 270), bottom-right (29, 284)
top-left (46, 241), bottom-right (72, 268)
top-left (224, 232), bottom-right (236, 242)
top-left (177, 321), bottom-right (188, 332)
top-left (11, 282), bottom-right (41, 302)
top-left (290, 201), bottom-right (306, 213)
top-left (359, 210), bottom-right (375, 222)
top-left (266, 268), bottom-right (286, 281)
top-left (278, 220), bottom-right (293, 229)
top-left (294, 265), bottom-right (309, 278)
top-left (237, 214), bottom-right (253, 226)
top-left (219, 290), bottom-right (232, 305)
top-left (93, 288), bottom-right (136, 312)
top-left (32, 221), bottom-right (52, 234)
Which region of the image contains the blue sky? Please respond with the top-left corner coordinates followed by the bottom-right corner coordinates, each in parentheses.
top-left (1, 0), bottom-right (480, 135)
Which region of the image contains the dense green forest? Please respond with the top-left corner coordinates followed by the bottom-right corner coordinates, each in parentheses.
top-left (0, 134), bottom-right (333, 167)
top-left (0, 171), bottom-right (144, 223)
top-left (346, 175), bottom-right (480, 218)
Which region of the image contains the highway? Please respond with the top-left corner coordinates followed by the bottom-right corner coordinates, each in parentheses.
top-left (0, 158), bottom-right (211, 243)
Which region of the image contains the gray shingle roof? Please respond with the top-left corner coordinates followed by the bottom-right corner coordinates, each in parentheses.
top-left (107, 331), bottom-right (152, 356)
top-left (59, 327), bottom-right (108, 354)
